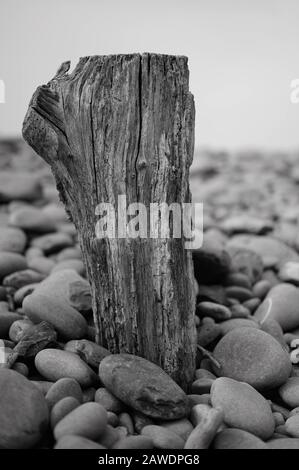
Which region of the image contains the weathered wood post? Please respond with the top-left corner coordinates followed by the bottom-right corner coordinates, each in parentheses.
top-left (22, 53), bottom-right (196, 388)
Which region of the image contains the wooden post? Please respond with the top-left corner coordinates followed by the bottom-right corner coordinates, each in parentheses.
top-left (22, 53), bottom-right (196, 388)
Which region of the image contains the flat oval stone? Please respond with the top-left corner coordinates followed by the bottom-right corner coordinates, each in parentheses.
top-left (35, 349), bottom-right (98, 387)
top-left (0, 172), bottom-right (42, 202)
top-left (279, 377), bottom-right (299, 408)
top-left (99, 354), bottom-right (189, 420)
top-left (0, 252), bottom-right (27, 280)
top-left (254, 283), bottom-right (299, 331)
top-left (211, 377), bottom-right (275, 439)
top-left (213, 428), bottom-right (267, 449)
top-left (213, 327), bottom-right (291, 390)
top-left (285, 414), bottom-right (299, 438)
top-left (0, 227), bottom-right (26, 253)
top-left (45, 378), bottom-right (83, 409)
top-left (9, 206), bottom-right (56, 233)
top-left (54, 402), bottom-right (107, 441)
top-left (0, 369), bottom-right (48, 448)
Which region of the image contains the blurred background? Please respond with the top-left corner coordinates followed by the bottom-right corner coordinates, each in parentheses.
top-left (1, 0), bottom-right (299, 151)
top-left (1, 0), bottom-right (299, 227)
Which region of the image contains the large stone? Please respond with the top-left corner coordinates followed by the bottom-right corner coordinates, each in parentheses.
top-left (254, 283), bottom-right (299, 332)
top-left (99, 354), bottom-right (189, 420)
top-left (211, 377), bottom-right (275, 440)
top-left (213, 327), bottom-right (291, 390)
top-left (0, 369), bottom-right (48, 448)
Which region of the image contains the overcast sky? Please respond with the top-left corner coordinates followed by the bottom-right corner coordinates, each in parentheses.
top-left (1, 0), bottom-right (299, 150)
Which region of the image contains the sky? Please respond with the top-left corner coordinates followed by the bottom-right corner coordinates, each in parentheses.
top-left (0, 0), bottom-right (299, 150)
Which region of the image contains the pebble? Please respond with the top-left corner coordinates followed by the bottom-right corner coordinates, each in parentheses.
top-left (94, 388), bottom-right (124, 413)
top-left (197, 317), bottom-right (221, 346)
top-left (211, 377), bottom-right (275, 439)
top-left (278, 262), bottom-right (299, 286)
top-left (279, 377), bottom-right (299, 408)
top-left (0, 227), bottom-right (27, 253)
top-left (51, 259), bottom-right (85, 275)
top-left (219, 318), bottom-right (260, 336)
top-left (158, 418), bottom-right (193, 441)
top-left (224, 286), bottom-right (253, 302)
top-left (99, 354), bottom-right (189, 420)
top-left (226, 245), bottom-right (263, 283)
top-left (224, 272), bottom-right (252, 289)
top-left (254, 283), bottom-right (299, 331)
top-left (50, 397), bottom-right (81, 429)
top-left (141, 425), bottom-right (185, 449)
top-left (220, 215), bottom-right (273, 235)
top-left (192, 237), bottom-right (231, 284)
top-left (64, 339), bottom-right (110, 368)
top-left (285, 414), bottom-right (299, 437)
top-left (31, 232), bottom-right (73, 254)
top-left (0, 252), bottom-right (27, 280)
top-left (3, 269), bottom-right (45, 289)
top-left (252, 280), bottom-right (271, 299)
top-left (197, 301), bottom-right (231, 321)
top-left (242, 298), bottom-right (261, 313)
top-left (0, 172), bottom-right (42, 202)
top-left (0, 369), bottom-right (48, 448)
top-left (45, 378), bottom-right (83, 409)
top-left (54, 402), bottom-right (107, 441)
top-left (35, 349), bottom-right (98, 387)
top-left (230, 304), bottom-right (251, 318)
top-left (260, 318), bottom-right (287, 351)
top-left (0, 312), bottom-right (23, 337)
top-left (213, 327), bottom-right (291, 389)
top-left (9, 206), bottom-right (56, 233)
top-left (191, 378), bottom-right (214, 394)
top-left (213, 428), bottom-right (267, 449)
top-left (9, 318), bottom-right (33, 342)
top-left (228, 235), bottom-right (299, 268)
top-left (23, 293), bottom-right (87, 340)
top-left (27, 257), bottom-right (55, 275)
top-left (118, 412), bottom-right (134, 434)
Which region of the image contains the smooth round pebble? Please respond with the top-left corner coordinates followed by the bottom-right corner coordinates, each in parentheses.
top-left (45, 378), bottom-right (83, 409)
top-left (211, 377), bottom-right (275, 440)
top-left (54, 402), bottom-right (108, 441)
top-left (213, 327), bottom-right (292, 390)
top-left (35, 349), bottom-right (98, 387)
top-left (279, 377), bottom-right (299, 408)
top-left (50, 397), bottom-right (81, 429)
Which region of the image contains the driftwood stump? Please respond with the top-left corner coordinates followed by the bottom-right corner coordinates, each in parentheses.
top-left (23, 53), bottom-right (196, 388)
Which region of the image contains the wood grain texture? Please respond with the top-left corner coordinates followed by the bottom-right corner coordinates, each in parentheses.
top-left (23, 53), bottom-right (196, 388)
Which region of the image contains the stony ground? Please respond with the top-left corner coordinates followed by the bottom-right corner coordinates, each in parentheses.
top-left (1, 140), bottom-right (299, 449)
